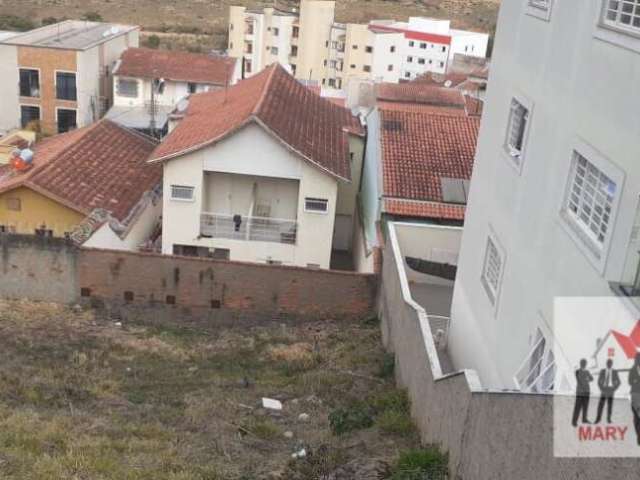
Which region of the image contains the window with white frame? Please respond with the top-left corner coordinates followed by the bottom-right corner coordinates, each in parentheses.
top-left (529, 0), bottom-right (550, 10)
top-left (170, 185), bottom-right (195, 201)
top-left (602, 0), bottom-right (640, 33)
top-left (563, 151), bottom-right (617, 250)
top-left (304, 197), bottom-right (328, 213)
top-left (481, 234), bottom-right (504, 305)
top-left (117, 79), bottom-right (138, 98)
top-left (505, 98), bottom-right (530, 165)
top-left (527, 0), bottom-right (553, 20)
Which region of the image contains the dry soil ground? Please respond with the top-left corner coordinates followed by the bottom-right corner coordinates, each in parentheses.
top-left (0, 299), bottom-right (431, 479)
top-left (0, 0), bottom-right (500, 51)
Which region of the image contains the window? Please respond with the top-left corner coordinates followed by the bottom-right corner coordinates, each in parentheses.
top-left (365, 45), bottom-right (373, 53)
top-left (404, 72), bottom-right (411, 78)
top-left (6, 197), bottom-right (21, 211)
top-left (350, 64), bottom-right (356, 69)
top-left (352, 44), bottom-right (358, 50)
top-left (304, 197), bottom-right (328, 213)
top-left (20, 105), bottom-right (40, 128)
top-left (481, 234), bottom-right (504, 305)
top-left (441, 46), bottom-right (447, 52)
top-left (504, 98), bottom-right (530, 165)
top-left (212, 248), bottom-right (230, 260)
top-left (291, 45), bottom-right (298, 57)
top-left (563, 152), bottom-right (617, 250)
top-left (272, 27), bottom-right (279, 36)
top-left (420, 42), bottom-right (427, 49)
top-left (390, 45), bottom-right (396, 52)
top-left (408, 41), bottom-right (415, 47)
top-left (245, 41), bottom-right (253, 53)
top-left (439, 61), bottom-right (444, 67)
top-left (117, 78), bottom-right (138, 97)
top-left (56, 109), bottom-right (76, 133)
top-left (170, 185), bottom-right (195, 201)
top-left (387, 64), bottom-right (393, 71)
top-left (418, 58), bottom-right (425, 64)
top-left (328, 78), bottom-right (336, 87)
top-left (19, 69), bottom-right (39, 97)
top-left (293, 26), bottom-right (299, 38)
top-left (270, 46), bottom-right (279, 55)
top-left (244, 59), bottom-right (252, 73)
top-left (407, 56), bottom-right (413, 62)
top-left (56, 72), bottom-right (77, 101)
top-left (230, 23), bottom-right (234, 31)
top-left (602, 0), bottom-right (640, 32)
top-left (363, 65), bottom-right (371, 72)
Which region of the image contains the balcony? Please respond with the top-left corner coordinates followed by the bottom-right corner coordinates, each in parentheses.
top-left (200, 213), bottom-right (297, 244)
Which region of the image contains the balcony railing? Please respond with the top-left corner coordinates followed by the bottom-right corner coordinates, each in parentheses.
top-left (200, 213), bottom-right (297, 244)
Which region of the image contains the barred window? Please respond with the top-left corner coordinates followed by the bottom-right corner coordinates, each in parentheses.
top-left (482, 235), bottom-right (503, 305)
top-left (170, 185), bottom-right (195, 201)
top-left (564, 152), bottom-right (617, 248)
top-left (603, 0), bottom-right (640, 32)
top-left (505, 99), bottom-right (530, 164)
top-left (304, 197), bottom-right (328, 213)
top-left (117, 79), bottom-right (138, 98)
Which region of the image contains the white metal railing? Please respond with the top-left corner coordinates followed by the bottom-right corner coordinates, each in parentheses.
top-left (514, 335), bottom-right (556, 393)
top-left (200, 213), bottom-right (297, 244)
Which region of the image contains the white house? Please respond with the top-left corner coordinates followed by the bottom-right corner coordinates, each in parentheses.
top-left (449, 0), bottom-right (640, 391)
top-left (106, 48), bottom-right (240, 137)
top-left (148, 64), bottom-right (365, 269)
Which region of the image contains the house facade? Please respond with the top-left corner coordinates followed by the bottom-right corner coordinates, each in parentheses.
top-left (0, 20), bottom-right (139, 136)
top-left (150, 64), bottom-right (364, 269)
top-left (449, 0), bottom-right (640, 390)
top-left (106, 48), bottom-right (240, 137)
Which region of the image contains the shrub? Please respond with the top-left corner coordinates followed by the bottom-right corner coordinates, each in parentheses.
top-left (329, 404), bottom-right (374, 435)
top-left (146, 34), bottom-right (161, 49)
top-left (378, 352), bottom-right (396, 378)
top-left (0, 15), bottom-right (36, 31)
top-left (82, 12), bottom-right (103, 22)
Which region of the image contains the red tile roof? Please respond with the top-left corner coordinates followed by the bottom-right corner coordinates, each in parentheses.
top-left (384, 198), bottom-right (466, 221)
top-left (0, 121), bottom-right (160, 222)
top-left (379, 108), bottom-right (479, 220)
top-left (376, 83), bottom-right (466, 110)
top-left (150, 64), bottom-right (363, 181)
top-left (368, 24), bottom-right (451, 45)
top-left (115, 47), bottom-right (237, 86)
top-left (377, 101), bottom-right (467, 116)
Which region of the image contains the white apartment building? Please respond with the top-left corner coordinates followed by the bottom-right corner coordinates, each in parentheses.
top-left (227, 2), bottom-right (489, 89)
top-left (450, 0), bottom-right (640, 391)
top-left (0, 20), bottom-right (139, 136)
top-left (149, 64), bottom-right (365, 269)
top-left (106, 48), bottom-right (240, 137)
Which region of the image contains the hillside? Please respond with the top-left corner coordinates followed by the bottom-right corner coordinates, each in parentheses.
top-left (0, 0), bottom-right (500, 51)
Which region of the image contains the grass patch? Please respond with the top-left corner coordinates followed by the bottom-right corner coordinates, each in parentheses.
top-left (390, 447), bottom-right (448, 480)
top-left (329, 403), bottom-right (374, 436)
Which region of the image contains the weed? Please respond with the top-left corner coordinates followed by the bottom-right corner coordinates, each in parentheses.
top-left (390, 447), bottom-right (448, 480)
top-left (329, 403), bottom-right (374, 435)
top-left (378, 352), bottom-right (396, 379)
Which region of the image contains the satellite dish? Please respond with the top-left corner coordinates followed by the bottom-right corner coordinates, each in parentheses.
top-left (444, 80), bottom-right (452, 88)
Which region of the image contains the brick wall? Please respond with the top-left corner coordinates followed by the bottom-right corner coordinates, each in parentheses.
top-left (0, 234), bottom-right (377, 323)
top-left (78, 248), bottom-right (377, 322)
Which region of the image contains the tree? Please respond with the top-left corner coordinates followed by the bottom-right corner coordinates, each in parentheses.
top-left (146, 34), bottom-right (161, 49)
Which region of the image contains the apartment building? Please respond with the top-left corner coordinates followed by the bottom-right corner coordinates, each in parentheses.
top-left (0, 20), bottom-right (139, 136)
top-left (149, 64), bottom-right (365, 269)
top-left (228, 2), bottom-right (488, 89)
top-left (449, 0), bottom-right (640, 391)
top-left (106, 48), bottom-right (240, 137)
top-left (228, 0), bottom-right (334, 82)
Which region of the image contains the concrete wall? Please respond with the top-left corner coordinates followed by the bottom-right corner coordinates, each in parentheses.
top-left (380, 222), bottom-right (638, 480)
top-left (0, 44), bottom-right (19, 133)
top-left (0, 234), bottom-right (77, 303)
top-left (0, 233), bottom-right (376, 324)
top-left (296, 0), bottom-right (335, 83)
top-left (450, 0), bottom-right (640, 389)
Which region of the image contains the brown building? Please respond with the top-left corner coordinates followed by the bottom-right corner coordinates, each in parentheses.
top-left (0, 20), bottom-right (139, 136)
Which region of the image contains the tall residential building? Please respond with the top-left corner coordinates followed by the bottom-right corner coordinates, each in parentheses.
top-left (227, 2), bottom-right (488, 88)
top-left (449, 0), bottom-right (640, 390)
top-left (0, 20), bottom-right (139, 136)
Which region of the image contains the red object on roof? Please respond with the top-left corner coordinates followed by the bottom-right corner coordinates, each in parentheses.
top-left (149, 64), bottom-right (363, 181)
top-left (369, 24), bottom-right (451, 45)
top-left (379, 108), bottom-right (479, 220)
top-left (0, 121), bottom-right (160, 222)
top-left (612, 330), bottom-right (638, 359)
top-left (115, 47), bottom-right (237, 86)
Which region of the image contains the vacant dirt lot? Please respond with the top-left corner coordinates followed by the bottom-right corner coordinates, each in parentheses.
top-left (0, 299), bottom-right (433, 479)
top-left (0, 0), bottom-right (499, 51)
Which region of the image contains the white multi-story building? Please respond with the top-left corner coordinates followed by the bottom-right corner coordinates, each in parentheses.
top-left (450, 0), bottom-right (640, 391)
top-left (227, 2), bottom-right (489, 89)
top-left (148, 64), bottom-right (365, 269)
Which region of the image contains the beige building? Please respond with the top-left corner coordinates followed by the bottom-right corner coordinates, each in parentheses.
top-left (0, 20), bottom-right (139, 136)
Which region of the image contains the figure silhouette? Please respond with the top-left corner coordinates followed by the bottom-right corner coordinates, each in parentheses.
top-left (572, 358), bottom-right (593, 427)
top-left (595, 358), bottom-right (620, 424)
